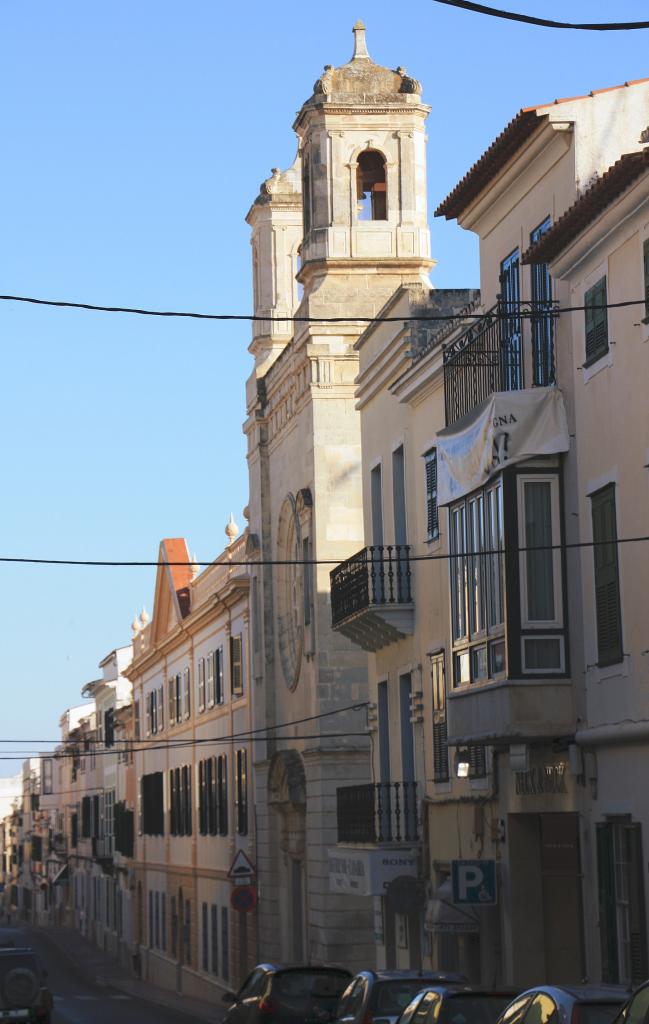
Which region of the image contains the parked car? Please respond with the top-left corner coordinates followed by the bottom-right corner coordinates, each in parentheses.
top-left (610, 980), bottom-right (649, 1024)
top-left (222, 963), bottom-right (352, 1024)
top-left (0, 946), bottom-right (53, 1023)
top-left (333, 970), bottom-right (468, 1024)
top-left (494, 986), bottom-right (628, 1024)
top-left (397, 984), bottom-right (519, 1024)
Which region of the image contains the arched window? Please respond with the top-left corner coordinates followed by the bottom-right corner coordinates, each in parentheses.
top-left (357, 150), bottom-right (387, 221)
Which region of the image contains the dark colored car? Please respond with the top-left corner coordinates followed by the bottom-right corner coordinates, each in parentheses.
top-left (494, 986), bottom-right (628, 1024)
top-left (333, 970), bottom-right (468, 1024)
top-left (0, 947), bottom-right (53, 1023)
top-left (611, 980), bottom-right (649, 1024)
top-left (397, 985), bottom-right (520, 1024)
top-left (222, 963), bottom-right (353, 1024)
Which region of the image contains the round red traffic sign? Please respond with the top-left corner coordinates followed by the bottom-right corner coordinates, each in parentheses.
top-left (230, 885), bottom-right (257, 913)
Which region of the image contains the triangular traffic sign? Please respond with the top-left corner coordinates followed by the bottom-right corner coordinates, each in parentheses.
top-left (228, 849), bottom-right (256, 879)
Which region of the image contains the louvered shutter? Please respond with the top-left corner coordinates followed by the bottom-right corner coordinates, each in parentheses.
top-left (585, 277), bottom-right (608, 363)
top-left (468, 744), bottom-right (486, 779)
top-left (431, 652), bottom-right (448, 782)
top-left (627, 824), bottom-right (648, 984)
top-left (425, 450), bottom-right (439, 540)
top-left (591, 486), bottom-right (623, 665)
top-left (597, 824), bottom-right (618, 983)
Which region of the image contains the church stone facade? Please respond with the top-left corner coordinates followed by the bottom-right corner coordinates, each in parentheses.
top-left (243, 23), bottom-right (434, 967)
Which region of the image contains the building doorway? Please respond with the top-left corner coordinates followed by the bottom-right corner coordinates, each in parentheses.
top-left (508, 812), bottom-right (583, 985)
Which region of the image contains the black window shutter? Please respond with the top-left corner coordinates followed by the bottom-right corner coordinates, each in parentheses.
top-left (431, 652), bottom-right (448, 783)
top-left (627, 824), bottom-right (648, 984)
top-left (425, 451), bottom-right (439, 540)
top-left (585, 277), bottom-right (608, 363)
top-left (468, 744), bottom-right (486, 779)
top-left (591, 486), bottom-right (623, 665)
top-left (597, 824), bottom-right (618, 983)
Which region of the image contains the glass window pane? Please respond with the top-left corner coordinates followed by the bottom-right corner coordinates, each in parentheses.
top-left (524, 481), bottom-right (555, 621)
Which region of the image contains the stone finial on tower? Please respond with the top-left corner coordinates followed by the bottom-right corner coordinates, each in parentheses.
top-left (140, 606), bottom-right (149, 626)
top-left (131, 614), bottom-right (141, 637)
top-left (352, 20), bottom-right (370, 60)
top-left (225, 513), bottom-right (239, 546)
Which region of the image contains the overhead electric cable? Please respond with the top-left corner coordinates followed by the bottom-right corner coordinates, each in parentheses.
top-left (2, 534), bottom-right (649, 568)
top-left (0, 292), bottom-right (646, 323)
top-left (3, 702), bottom-right (367, 746)
top-left (431, 0), bottom-right (649, 30)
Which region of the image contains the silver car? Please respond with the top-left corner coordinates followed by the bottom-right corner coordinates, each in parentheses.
top-left (494, 986), bottom-right (628, 1024)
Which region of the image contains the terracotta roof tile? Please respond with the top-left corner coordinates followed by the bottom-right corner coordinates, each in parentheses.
top-left (160, 538), bottom-right (192, 618)
top-left (435, 77), bottom-right (649, 222)
top-left (522, 150), bottom-right (649, 265)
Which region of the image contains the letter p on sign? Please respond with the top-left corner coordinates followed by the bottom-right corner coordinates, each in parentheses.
top-left (451, 860), bottom-right (497, 905)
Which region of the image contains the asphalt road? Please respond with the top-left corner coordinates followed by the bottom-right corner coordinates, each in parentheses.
top-left (0, 926), bottom-right (204, 1024)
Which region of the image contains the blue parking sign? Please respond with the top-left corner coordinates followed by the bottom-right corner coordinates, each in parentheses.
top-left (452, 860), bottom-right (497, 905)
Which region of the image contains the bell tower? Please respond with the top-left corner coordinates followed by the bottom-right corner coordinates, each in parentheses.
top-left (294, 21), bottom-right (432, 304)
top-left (246, 158), bottom-right (303, 376)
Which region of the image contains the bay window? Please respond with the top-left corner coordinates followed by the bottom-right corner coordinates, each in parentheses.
top-left (449, 466), bottom-right (565, 685)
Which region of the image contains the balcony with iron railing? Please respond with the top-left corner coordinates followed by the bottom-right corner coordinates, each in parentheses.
top-left (443, 299), bottom-right (559, 426)
top-left (336, 781), bottom-right (420, 845)
top-left (330, 545), bottom-right (414, 651)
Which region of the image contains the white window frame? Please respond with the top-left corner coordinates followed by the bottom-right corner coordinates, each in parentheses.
top-left (521, 635), bottom-right (565, 675)
top-left (517, 474), bottom-right (563, 630)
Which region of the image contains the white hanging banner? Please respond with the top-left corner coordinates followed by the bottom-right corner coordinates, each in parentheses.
top-left (437, 387), bottom-right (570, 506)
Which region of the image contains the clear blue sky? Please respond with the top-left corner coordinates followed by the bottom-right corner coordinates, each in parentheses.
top-left (1, 0), bottom-right (647, 770)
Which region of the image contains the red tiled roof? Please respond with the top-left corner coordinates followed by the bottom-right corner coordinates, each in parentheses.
top-left (435, 77), bottom-right (649, 222)
top-left (435, 109), bottom-right (544, 220)
top-left (522, 149), bottom-right (649, 265)
top-left (160, 538), bottom-right (192, 618)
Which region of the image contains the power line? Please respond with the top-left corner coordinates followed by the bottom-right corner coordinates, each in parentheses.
top-left (432, 0), bottom-right (649, 30)
top-left (0, 292), bottom-right (646, 323)
top-left (2, 702), bottom-right (368, 747)
top-left (2, 534), bottom-right (649, 568)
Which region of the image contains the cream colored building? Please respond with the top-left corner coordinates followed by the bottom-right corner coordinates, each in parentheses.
top-left (523, 141), bottom-right (649, 987)
top-left (244, 23), bottom-right (436, 968)
top-left (127, 532), bottom-right (255, 1000)
top-left (331, 73), bottom-right (649, 986)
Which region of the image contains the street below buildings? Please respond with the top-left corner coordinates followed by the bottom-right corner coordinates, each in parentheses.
top-left (0, 925), bottom-right (217, 1024)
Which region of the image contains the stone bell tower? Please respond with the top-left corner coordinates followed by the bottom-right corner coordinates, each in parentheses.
top-left (243, 24), bottom-right (433, 970)
top-left (294, 19), bottom-right (432, 310)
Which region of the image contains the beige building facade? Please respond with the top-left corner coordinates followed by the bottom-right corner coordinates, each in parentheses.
top-left (127, 533), bottom-right (256, 1000)
top-left (244, 23), bottom-right (438, 968)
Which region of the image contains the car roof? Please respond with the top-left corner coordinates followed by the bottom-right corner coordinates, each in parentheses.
top-left (366, 971), bottom-right (467, 982)
top-left (255, 963), bottom-right (352, 975)
top-left (517, 986), bottom-right (629, 1003)
top-left (0, 947), bottom-right (36, 955)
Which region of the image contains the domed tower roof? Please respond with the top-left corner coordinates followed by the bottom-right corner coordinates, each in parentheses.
top-left (300, 21), bottom-right (422, 114)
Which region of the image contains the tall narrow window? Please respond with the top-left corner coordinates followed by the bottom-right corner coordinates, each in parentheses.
top-left (210, 904), bottom-right (219, 975)
top-left (424, 449), bottom-right (439, 541)
top-left (597, 821), bottom-right (648, 984)
top-left (221, 906), bottom-right (229, 980)
top-left (217, 754), bottom-right (228, 836)
top-left (431, 652), bottom-right (448, 783)
top-left (230, 635), bottom-right (243, 697)
top-left (215, 647), bottom-right (224, 705)
top-left (644, 239), bottom-right (649, 319)
top-left (252, 577), bottom-right (262, 651)
top-left (584, 276), bottom-right (609, 364)
top-left (591, 485), bottom-right (623, 666)
top-left (206, 652), bottom-right (214, 708)
top-left (175, 674), bottom-right (182, 722)
top-left (202, 902), bottom-right (209, 970)
top-left (168, 678), bottom-right (176, 727)
top-left (198, 658), bottom-right (206, 713)
top-left (500, 249), bottom-right (522, 390)
top-left (183, 668), bottom-right (191, 719)
top-left (157, 687), bottom-right (164, 731)
top-left (530, 217), bottom-right (554, 386)
top-left (184, 900), bottom-right (191, 966)
top-left (134, 700), bottom-right (141, 741)
top-left (235, 749), bottom-right (248, 836)
top-left (356, 150), bottom-right (387, 221)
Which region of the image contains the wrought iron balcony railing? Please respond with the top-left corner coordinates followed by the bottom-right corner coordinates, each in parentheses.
top-left (443, 299), bottom-right (559, 426)
top-left (337, 781), bottom-right (420, 844)
top-left (330, 545), bottom-right (412, 629)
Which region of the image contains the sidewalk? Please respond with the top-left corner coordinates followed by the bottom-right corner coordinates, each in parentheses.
top-left (38, 925), bottom-right (224, 1022)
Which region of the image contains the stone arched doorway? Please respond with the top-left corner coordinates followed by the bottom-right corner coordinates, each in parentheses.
top-left (268, 750), bottom-right (307, 961)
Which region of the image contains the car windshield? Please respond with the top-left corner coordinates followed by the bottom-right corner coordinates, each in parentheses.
top-left (440, 995), bottom-right (516, 1024)
top-left (373, 982), bottom-right (441, 1015)
top-left (574, 1004), bottom-right (627, 1024)
top-left (273, 970), bottom-right (350, 1008)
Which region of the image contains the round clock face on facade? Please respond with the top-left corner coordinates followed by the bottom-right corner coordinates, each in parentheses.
top-left (276, 496), bottom-right (304, 691)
